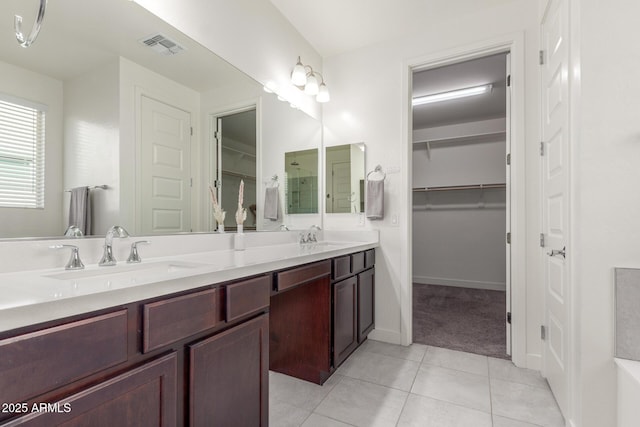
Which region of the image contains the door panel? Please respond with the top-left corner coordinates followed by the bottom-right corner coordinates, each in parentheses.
top-left (541, 0), bottom-right (570, 416)
top-left (140, 96), bottom-right (191, 234)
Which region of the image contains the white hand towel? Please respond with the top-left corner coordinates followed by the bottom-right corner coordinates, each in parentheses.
top-left (365, 180), bottom-right (384, 220)
top-left (263, 187), bottom-right (279, 221)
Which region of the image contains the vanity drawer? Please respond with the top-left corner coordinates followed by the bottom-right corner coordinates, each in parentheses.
top-left (143, 288), bottom-right (221, 353)
top-left (276, 260), bottom-right (331, 291)
top-left (226, 275), bottom-right (271, 322)
top-left (351, 252), bottom-right (365, 274)
top-left (365, 249), bottom-right (375, 269)
top-left (0, 310), bottom-right (128, 404)
top-left (332, 255), bottom-right (352, 281)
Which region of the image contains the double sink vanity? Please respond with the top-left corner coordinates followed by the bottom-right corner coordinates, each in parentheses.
top-left (0, 230), bottom-right (378, 426)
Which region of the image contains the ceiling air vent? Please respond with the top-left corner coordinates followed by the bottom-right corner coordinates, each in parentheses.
top-left (139, 33), bottom-right (186, 56)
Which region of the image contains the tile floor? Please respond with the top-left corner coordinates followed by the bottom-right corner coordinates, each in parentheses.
top-left (269, 340), bottom-right (565, 427)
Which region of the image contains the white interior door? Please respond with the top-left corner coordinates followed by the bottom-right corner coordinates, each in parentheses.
top-left (505, 52), bottom-right (512, 356)
top-left (331, 161), bottom-right (351, 213)
top-left (541, 0), bottom-right (570, 417)
top-left (140, 96), bottom-right (192, 234)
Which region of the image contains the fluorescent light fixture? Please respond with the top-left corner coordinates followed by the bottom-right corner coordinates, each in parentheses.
top-left (412, 84), bottom-right (493, 106)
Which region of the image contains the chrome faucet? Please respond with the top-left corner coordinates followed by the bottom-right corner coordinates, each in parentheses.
top-left (127, 240), bottom-right (150, 263)
top-left (49, 244), bottom-right (84, 270)
top-left (299, 225), bottom-right (322, 244)
top-left (99, 225), bottom-right (130, 266)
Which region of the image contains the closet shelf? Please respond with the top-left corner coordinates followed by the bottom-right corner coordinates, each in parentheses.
top-left (221, 170), bottom-right (257, 180)
top-left (412, 183), bottom-right (506, 192)
top-left (222, 145), bottom-right (256, 158)
top-left (413, 131), bottom-right (506, 159)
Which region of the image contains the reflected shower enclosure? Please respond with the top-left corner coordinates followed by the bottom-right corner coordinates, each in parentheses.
top-left (284, 149), bottom-right (318, 214)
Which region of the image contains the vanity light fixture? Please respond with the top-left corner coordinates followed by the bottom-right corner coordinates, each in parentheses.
top-left (291, 56), bottom-right (330, 103)
top-left (412, 84), bottom-right (493, 106)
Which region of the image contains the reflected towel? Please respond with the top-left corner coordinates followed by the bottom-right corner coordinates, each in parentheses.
top-left (366, 180), bottom-right (384, 220)
top-left (69, 186), bottom-right (91, 235)
top-left (263, 187), bottom-right (279, 221)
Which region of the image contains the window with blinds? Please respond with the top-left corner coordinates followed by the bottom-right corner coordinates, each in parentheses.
top-left (0, 95), bottom-right (46, 209)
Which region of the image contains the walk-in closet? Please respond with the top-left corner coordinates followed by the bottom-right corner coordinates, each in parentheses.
top-left (411, 53), bottom-right (510, 358)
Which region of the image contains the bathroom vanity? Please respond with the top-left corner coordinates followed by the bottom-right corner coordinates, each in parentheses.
top-left (0, 235), bottom-right (376, 426)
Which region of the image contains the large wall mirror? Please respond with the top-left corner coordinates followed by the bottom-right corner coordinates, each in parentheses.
top-left (285, 149), bottom-right (318, 214)
top-left (0, 0), bottom-right (320, 238)
top-left (325, 143), bottom-right (366, 213)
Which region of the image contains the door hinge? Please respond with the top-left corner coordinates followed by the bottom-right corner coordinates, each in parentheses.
top-left (190, 178), bottom-right (193, 187)
top-left (540, 141), bottom-right (545, 156)
top-left (213, 179), bottom-right (220, 188)
top-left (539, 50), bottom-right (545, 65)
top-left (541, 325), bottom-right (546, 340)
top-left (190, 126), bottom-right (193, 136)
top-left (506, 232), bottom-right (511, 244)
top-left (506, 153), bottom-right (511, 165)
top-left (507, 74), bottom-right (511, 87)
top-left (214, 131), bottom-right (221, 140)
top-left (507, 312), bottom-right (512, 324)
top-left (540, 233), bottom-right (545, 247)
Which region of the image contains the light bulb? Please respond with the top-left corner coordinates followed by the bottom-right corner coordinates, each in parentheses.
top-left (316, 83), bottom-right (330, 103)
top-left (304, 73), bottom-right (319, 95)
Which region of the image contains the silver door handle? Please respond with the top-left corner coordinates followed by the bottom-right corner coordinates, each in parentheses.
top-left (547, 246), bottom-right (566, 259)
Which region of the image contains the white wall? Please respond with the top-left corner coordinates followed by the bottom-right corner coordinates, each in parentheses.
top-left (0, 60), bottom-right (64, 238)
top-left (323, 0), bottom-right (541, 358)
top-left (64, 61), bottom-right (120, 236)
top-left (412, 135), bottom-right (506, 291)
top-left (133, 0), bottom-right (322, 119)
top-left (568, 1), bottom-right (640, 426)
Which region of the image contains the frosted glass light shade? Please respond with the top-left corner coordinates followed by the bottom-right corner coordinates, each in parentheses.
top-left (304, 73), bottom-right (319, 95)
top-left (291, 59), bottom-right (307, 86)
top-left (316, 83), bottom-right (330, 103)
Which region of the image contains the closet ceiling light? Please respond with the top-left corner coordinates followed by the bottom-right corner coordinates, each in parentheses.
top-left (290, 56), bottom-right (330, 103)
top-left (412, 84), bottom-right (493, 106)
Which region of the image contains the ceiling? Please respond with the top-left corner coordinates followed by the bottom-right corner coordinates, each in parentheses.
top-left (412, 53), bottom-right (507, 129)
top-left (269, 0), bottom-right (517, 58)
top-left (0, 0), bottom-right (252, 92)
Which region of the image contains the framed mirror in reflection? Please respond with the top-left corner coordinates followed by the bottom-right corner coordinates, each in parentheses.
top-left (325, 143), bottom-right (366, 213)
top-left (284, 149), bottom-right (318, 214)
top-left (0, 0), bottom-right (320, 239)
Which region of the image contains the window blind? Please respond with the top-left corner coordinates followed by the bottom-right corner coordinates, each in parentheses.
top-left (0, 95), bottom-right (46, 209)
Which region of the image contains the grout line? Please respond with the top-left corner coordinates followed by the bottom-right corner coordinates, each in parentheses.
top-left (394, 392), bottom-right (411, 427)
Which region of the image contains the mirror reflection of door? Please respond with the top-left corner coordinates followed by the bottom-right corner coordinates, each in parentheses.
top-left (214, 108), bottom-right (257, 230)
top-left (325, 143), bottom-right (365, 214)
top-left (140, 96), bottom-right (192, 234)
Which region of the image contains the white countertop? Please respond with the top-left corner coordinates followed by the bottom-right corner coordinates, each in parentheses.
top-left (0, 236), bottom-right (378, 334)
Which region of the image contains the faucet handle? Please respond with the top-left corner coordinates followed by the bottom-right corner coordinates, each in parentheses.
top-left (127, 241), bottom-right (150, 264)
top-left (50, 244), bottom-right (84, 270)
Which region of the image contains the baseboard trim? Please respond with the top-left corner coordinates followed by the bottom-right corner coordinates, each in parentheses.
top-left (413, 275), bottom-right (506, 291)
top-left (368, 328), bottom-right (402, 345)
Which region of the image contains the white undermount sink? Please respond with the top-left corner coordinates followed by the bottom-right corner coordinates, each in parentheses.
top-left (44, 260), bottom-right (208, 281)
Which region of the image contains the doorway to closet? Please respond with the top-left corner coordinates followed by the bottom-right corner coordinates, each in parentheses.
top-left (411, 53), bottom-right (511, 359)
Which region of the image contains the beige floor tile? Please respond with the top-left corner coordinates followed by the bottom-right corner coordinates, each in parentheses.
top-left (423, 346), bottom-right (489, 376)
top-left (270, 371), bottom-right (342, 412)
top-left (301, 414), bottom-right (355, 427)
top-left (411, 364), bottom-right (491, 412)
top-left (488, 358), bottom-right (549, 389)
top-left (493, 414), bottom-right (545, 427)
top-left (360, 339), bottom-right (428, 362)
top-left (397, 393), bottom-right (492, 427)
top-left (269, 399), bottom-right (311, 427)
top-left (314, 377), bottom-right (408, 427)
top-left (490, 378), bottom-right (565, 427)
top-left (336, 350), bottom-right (420, 391)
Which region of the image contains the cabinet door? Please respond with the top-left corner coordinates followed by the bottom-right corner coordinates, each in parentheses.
top-left (333, 276), bottom-right (358, 367)
top-left (189, 314), bottom-right (269, 427)
top-left (358, 268), bottom-right (375, 342)
top-left (2, 353), bottom-right (177, 427)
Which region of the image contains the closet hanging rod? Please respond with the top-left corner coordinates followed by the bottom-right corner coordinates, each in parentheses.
top-left (412, 183), bottom-right (506, 192)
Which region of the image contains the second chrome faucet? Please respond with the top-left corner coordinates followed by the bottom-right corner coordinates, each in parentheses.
top-left (99, 225), bottom-right (130, 266)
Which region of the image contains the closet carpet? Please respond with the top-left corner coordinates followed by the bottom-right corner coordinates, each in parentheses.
top-left (413, 283), bottom-right (509, 359)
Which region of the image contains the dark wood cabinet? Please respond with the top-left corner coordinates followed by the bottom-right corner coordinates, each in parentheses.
top-left (190, 314), bottom-right (269, 427)
top-left (333, 276), bottom-right (359, 367)
top-left (3, 353), bottom-right (177, 427)
top-left (357, 267), bottom-right (375, 342)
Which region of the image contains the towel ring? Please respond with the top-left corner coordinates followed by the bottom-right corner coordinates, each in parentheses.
top-left (366, 165), bottom-right (386, 181)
